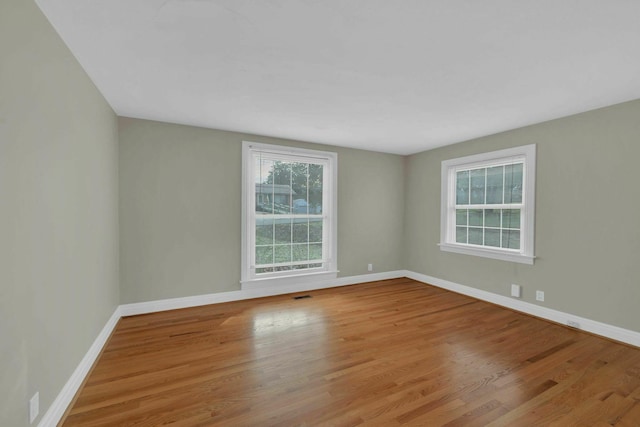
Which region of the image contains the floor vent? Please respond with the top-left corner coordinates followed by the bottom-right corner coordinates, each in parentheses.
top-left (293, 295), bottom-right (312, 300)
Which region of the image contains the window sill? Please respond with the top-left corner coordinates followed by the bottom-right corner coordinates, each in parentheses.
top-left (241, 270), bottom-right (339, 291)
top-left (439, 243), bottom-right (535, 265)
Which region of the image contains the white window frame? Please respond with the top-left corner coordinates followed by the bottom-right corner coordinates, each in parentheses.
top-left (241, 141), bottom-right (338, 289)
top-left (439, 144), bottom-right (536, 264)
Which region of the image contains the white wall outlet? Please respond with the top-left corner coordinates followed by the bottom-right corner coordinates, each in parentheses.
top-left (510, 284), bottom-right (521, 298)
top-left (29, 392), bottom-right (39, 424)
top-left (367, 263), bottom-right (373, 272)
top-left (536, 290), bottom-right (545, 301)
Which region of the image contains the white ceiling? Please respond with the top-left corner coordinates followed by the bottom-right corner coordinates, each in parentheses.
top-left (36, 0), bottom-right (640, 155)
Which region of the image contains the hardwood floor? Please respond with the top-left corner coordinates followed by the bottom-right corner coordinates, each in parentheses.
top-left (61, 278), bottom-right (640, 426)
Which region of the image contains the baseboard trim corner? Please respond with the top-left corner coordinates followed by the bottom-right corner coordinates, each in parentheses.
top-left (38, 306), bottom-right (122, 427)
top-left (404, 270), bottom-right (640, 348)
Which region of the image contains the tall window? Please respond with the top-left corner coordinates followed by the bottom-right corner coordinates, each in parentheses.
top-left (242, 142), bottom-right (337, 287)
top-left (440, 145), bottom-right (536, 264)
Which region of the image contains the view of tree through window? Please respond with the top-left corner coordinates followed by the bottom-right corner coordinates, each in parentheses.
top-left (254, 155), bottom-right (325, 274)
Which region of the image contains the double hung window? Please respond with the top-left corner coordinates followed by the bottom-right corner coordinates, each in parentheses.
top-left (242, 142), bottom-right (337, 287)
top-left (440, 145), bottom-right (536, 264)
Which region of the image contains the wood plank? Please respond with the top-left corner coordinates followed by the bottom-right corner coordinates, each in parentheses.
top-left (60, 279), bottom-right (640, 426)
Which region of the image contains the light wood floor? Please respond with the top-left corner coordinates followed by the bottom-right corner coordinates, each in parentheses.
top-left (61, 278), bottom-right (640, 426)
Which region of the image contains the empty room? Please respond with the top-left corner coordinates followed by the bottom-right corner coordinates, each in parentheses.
top-left (2, 0), bottom-right (640, 426)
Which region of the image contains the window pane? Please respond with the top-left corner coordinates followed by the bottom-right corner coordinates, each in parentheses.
top-left (256, 246), bottom-right (273, 265)
top-left (274, 245), bottom-right (291, 263)
top-left (254, 156), bottom-right (273, 212)
top-left (504, 163), bottom-right (523, 204)
top-left (292, 221), bottom-right (309, 243)
top-left (292, 244), bottom-right (309, 262)
top-left (309, 243), bottom-right (323, 262)
top-left (256, 185), bottom-right (272, 213)
top-left (469, 228), bottom-right (483, 245)
top-left (290, 162), bottom-right (309, 215)
top-left (512, 163), bottom-right (523, 203)
top-left (456, 209), bottom-right (468, 226)
top-left (292, 199), bottom-right (309, 215)
top-left (258, 157), bottom-right (273, 182)
top-left (486, 166), bottom-right (503, 204)
top-left (309, 219), bottom-right (323, 242)
top-left (256, 157), bottom-right (269, 211)
top-left (503, 209), bottom-right (521, 229)
top-left (485, 229), bottom-right (501, 247)
top-left (470, 169), bottom-right (486, 204)
top-left (255, 217), bottom-right (274, 245)
top-left (272, 161), bottom-right (289, 184)
top-left (469, 209), bottom-right (483, 226)
top-left (456, 171), bottom-right (469, 205)
top-left (485, 209), bottom-right (500, 227)
top-left (456, 226), bottom-right (467, 243)
top-left (308, 163), bottom-right (323, 214)
top-left (274, 221), bottom-right (292, 243)
top-left (256, 158), bottom-right (275, 213)
top-left (502, 230), bottom-right (520, 250)
top-left (272, 161), bottom-right (292, 214)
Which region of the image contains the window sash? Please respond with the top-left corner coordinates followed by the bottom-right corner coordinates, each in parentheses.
top-left (253, 215), bottom-right (328, 270)
top-left (250, 156), bottom-right (329, 275)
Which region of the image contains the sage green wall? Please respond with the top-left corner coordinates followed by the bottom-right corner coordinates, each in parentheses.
top-left (405, 99), bottom-right (640, 332)
top-left (0, 1), bottom-right (120, 425)
top-left (118, 118), bottom-right (405, 303)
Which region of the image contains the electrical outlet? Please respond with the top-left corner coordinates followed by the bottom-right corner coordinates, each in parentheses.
top-left (367, 263), bottom-right (373, 272)
top-left (510, 284), bottom-right (521, 298)
top-left (536, 290), bottom-right (545, 301)
top-left (29, 392), bottom-right (39, 424)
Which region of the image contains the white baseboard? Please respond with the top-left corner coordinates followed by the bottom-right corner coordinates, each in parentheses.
top-left (38, 307), bottom-right (122, 427)
top-left (404, 270), bottom-right (640, 348)
top-left (119, 270), bottom-right (407, 317)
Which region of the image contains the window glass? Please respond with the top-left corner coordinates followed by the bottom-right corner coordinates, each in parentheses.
top-left (456, 209), bottom-right (468, 226)
top-left (470, 169), bottom-right (485, 204)
top-left (456, 170), bottom-right (469, 205)
top-left (486, 166), bottom-right (504, 204)
top-left (456, 226), bottom-right (467, 243)
top-left (256, 158), bottom-right (324, 270)
top-left (454, 163), bottom-right (524, 251)
top-left (485, 209), bottom-right (500, 227)
top-left (469, 209), bottom-right (483, 226)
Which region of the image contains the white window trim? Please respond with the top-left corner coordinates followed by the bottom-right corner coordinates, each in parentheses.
top-left (439, 144), bottom-right (536, 265)
top-left (241, 141), bottom-right (338, 290)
